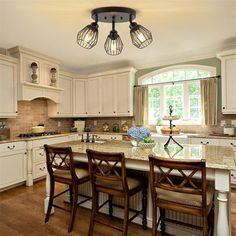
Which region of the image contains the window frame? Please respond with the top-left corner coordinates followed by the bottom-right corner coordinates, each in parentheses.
top-left (139, 64), bottom-right (216, 126)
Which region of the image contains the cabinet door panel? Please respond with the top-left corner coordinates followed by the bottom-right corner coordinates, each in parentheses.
top-left (223, 57), bottom-right (236, 113)
top-left (57, 75), bottom-right (73, 116)
top-left (100, 75), bottom-right (115, 116)
top-left (86, 78), bottom-right (100, 115)
top-left (0, 60), bottom-right (17, 116)
top-left (0, 152), bottom-right (26, 188)
top-left (74, 79), bottom-right (86, 116)
top-left (116, 73), bottom-right (133, 116)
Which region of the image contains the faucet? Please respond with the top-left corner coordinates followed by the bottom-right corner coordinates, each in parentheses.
top-left (86, 132), bottom-right (90, 143)
top-left (91, 134), bottom-right (97, 143)
top-left (80, 134), bottom-right (84, 142)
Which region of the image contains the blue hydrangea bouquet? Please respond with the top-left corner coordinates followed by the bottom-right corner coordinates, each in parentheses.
top-left (128, 127), bottom-right (150, 146)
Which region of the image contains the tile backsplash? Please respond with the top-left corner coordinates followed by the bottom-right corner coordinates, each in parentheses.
top-left (1, 99), bottom-right (73, 138)
top-left (1, 98), bottom-right (236, 139)
top-left (85, 117), bottom-right (134, 133)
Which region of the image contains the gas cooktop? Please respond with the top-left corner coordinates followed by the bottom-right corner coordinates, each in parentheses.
top-left (18, 131), bottom-right (61, 138)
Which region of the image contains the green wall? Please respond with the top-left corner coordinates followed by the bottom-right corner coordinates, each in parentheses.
top-left (135, 57), bottom-right (221, 82)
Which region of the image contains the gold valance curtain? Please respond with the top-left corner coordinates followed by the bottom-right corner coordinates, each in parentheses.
top-left (134, 86), bottom-right (148, 126)
top-left (200, 79), bottom-right (218, 125)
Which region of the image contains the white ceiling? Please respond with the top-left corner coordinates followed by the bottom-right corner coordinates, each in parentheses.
top-left (0, 0), bottom-right (236, 74)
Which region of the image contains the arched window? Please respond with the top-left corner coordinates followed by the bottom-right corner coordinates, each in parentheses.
top-left (138, 65), bottom-right (216, 125)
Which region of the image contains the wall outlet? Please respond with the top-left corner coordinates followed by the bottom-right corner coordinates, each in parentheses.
top-left (94, 120), bottom-right (97, 126)
top-left (220, 120), bottom-right (226, 126)
top-left (58, 121), bottom-right (61, 127)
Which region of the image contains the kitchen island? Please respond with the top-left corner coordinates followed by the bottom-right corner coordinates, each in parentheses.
top-left (45, 140), bottom-right (236, 236)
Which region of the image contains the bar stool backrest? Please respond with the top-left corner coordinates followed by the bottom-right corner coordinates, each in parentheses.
top-left (86, 149), bottom-right (129, 192)
top-left (44, 144), bottom-right (77, 180)
top-left (149, 155), bottom-right (207, 209)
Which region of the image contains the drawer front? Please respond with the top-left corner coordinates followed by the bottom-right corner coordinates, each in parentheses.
top-left (33, 162), bottom-right (47, 179)
top-left (32, 136), bottom-right (69, 148)
top-left (0, 141), bottom-right (26, 154)
top-left (219, 139), bottom-right (236, 152)
top-left (189, 138), bottom-right (219, 146)
top-left (33, 147), bottom-right (45, 163)
top-left (96, 134), bottom-right (122, 140)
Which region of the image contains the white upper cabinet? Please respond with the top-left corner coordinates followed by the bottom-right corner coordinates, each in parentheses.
top-left (73, 79), bottom-right (87, 117)
top-left (100, 75), bottom-right (116, 116)
top-left (116, 71), bottom-right (135, 116)
top-left (48, 72), bottom-right (73, 117)
top-left (8, 46), bottom-right (63, 103)
top-left (217, 49), bottom-right (236, 114)
top-left (88, 67), bottom-right (136, 117)
top-left (86, 78), bottom-right (101, 116)
top-left (0, 55), bottom-right (18, 118)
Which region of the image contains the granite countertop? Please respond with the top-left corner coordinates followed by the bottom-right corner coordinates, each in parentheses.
top-left (0, 131), bottom-right (127, 144)
top-left (54, 140), bottom-right (236, 171)
top-left (151, 132), bottom-right (236, 140)
top-left (0, 133), bottom-right (72, 144)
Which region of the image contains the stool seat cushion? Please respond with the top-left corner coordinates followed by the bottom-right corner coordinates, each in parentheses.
top-left (155, 185), bottom-right (214, 207)
top-left (54, 167), bottom-right (89, 180)
top-left (96, 175), bottom-right (143, 191)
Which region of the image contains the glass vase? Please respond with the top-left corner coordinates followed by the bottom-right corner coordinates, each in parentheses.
top-left (131, 139), bottom-right (140, 147)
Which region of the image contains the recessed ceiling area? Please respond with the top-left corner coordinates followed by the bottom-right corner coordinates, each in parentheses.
top-left (0, 0), bottom-right (235, 74)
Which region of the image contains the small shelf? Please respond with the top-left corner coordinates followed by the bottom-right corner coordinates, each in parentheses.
top-left (23, 82), bottom-right (64, 91)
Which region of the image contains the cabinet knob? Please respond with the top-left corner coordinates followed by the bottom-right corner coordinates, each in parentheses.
top-left (128, 110), bottom-right (130, 113)
top-left (113, 111), bottom-right (116, 113)
top-left (57, 112), bottom-right (59, 114)
top-left (230, 143), bottom-right (236, 147)
top-left (7, 145), bottom-right (15, 150)
top-left (98, 112), bottom-right (100, 114)
top-left (222, 107), bottom-right (225, 109)
top-left (200, 141), bottom-right (209, 145)
top-left (16, 111), bottom-right (18, 113)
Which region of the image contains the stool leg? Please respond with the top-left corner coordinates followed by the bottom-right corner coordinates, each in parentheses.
top-left (69, 185), bottom-right (73, 206)
top-left (203, 214), bottom-right (208, 236)
top-left (142, 186), bottom-right (147, 230)
top-left (45, 178), bottom-right (54, 223)
top-left (160, 208), bottom-right (165, 235)
top-left (68, 184), bottom-right (78, 233)
top-left (89, 190), bottom-right (98, 236)
top-left (108, 195), bottom-right (113, 217)
top-left (152, 201), bottom-right (157, 236)
top-left (123, 195), bottom-right (129, 236)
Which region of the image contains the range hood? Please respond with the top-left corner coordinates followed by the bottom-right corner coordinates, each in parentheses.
top-left (8, 46), bottom-right (63, 104)
top-left (20, 82), bottom-right (63, 103)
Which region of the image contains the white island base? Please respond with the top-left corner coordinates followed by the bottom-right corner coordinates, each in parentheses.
top-left (44, 156), bottom-right (231, 236)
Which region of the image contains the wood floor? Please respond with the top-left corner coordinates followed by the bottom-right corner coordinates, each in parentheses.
top-left (0, 181), bottom-right (236, 236)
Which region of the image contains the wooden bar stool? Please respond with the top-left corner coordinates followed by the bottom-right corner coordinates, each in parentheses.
top-left (44, 144), bottom-right (90, 233)
top-left (149, 155), bottom-right (214, 236)
top-left (86, 149), bottom-right (147, 236)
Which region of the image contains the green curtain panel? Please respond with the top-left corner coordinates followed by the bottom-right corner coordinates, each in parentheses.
top-left (200, 79), bottom-right (218, 125)
top-left (134, 86), bottom-right (148, 126)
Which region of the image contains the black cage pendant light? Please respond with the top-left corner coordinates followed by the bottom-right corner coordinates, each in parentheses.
top-left (77, 7), bottom-right (153, 55)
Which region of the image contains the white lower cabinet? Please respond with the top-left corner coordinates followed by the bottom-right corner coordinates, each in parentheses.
top-left (219, 139), bottom-right (236, 185)
top-left (32, 136), bottom-right (70, 181)
top-left (0, 141), bottom-right (27, 190)
top-left (190, 137), bottom-right (236, 186)
top-left (189, 137), bottom-right (219, 146)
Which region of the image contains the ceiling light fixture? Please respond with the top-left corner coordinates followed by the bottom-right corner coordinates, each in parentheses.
top-left (77, 7), bottom-right (153, 56)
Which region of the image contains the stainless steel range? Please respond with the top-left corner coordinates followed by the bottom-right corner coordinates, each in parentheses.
top-left (18, 131), bottom-right (61, 138)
